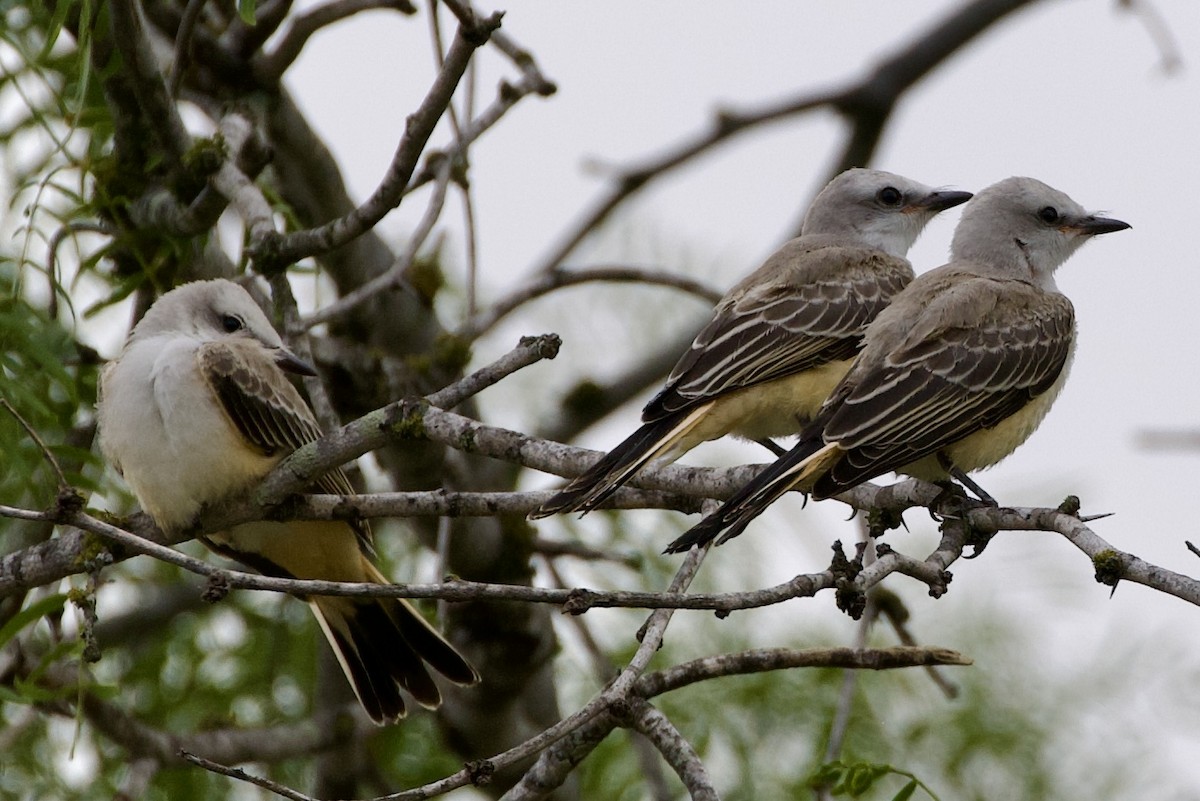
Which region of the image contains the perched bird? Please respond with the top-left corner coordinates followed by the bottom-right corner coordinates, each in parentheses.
top-left (98, 279), bottom-right (479, 723)
top-left (666, 177), bottom-right (1130, 553)
top-left (530, 169), bottom-right (972, 519)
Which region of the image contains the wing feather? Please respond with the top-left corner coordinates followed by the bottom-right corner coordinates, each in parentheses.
top-left (646, 245), bottom-right (913, 419)
top-left (199, 341), bottom-right (368, 543)
top-left (814, 276), bottom-right (1074, 494)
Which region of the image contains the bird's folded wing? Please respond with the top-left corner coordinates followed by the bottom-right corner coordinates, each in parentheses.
top-left (819, 282), bottom-right (1074, 486)
top-left (646, 248), bottom-right (912, 419)
top-left (198, 340), bottom-right (358, 501)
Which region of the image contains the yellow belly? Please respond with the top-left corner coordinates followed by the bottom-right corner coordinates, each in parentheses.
top-left (670, 358), bottom-right (853, 454)
top-left (206, 520), bottom-right (368, 582)
top-left (899, 368), bottom-right (1070, 481)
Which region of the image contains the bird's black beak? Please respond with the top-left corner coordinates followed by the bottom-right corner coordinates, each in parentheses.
top-left (276, 348), bottom-right (318, 376)
top-left (1069, 214), bottom-right (1131, 236)
top-left (913, 189), bottom-right (973, 213)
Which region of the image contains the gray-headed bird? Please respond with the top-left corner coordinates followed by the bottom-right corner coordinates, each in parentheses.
top-left (666, 177), bottom-right (1129, 553)
top-left (98, 279), bottom-right (479, 723)
top-left (531, 168), bottom-right (971, 519)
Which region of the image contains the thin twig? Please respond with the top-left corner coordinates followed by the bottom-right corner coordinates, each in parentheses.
top-left (181, 752), bottom-right (316, 801)
top-left (254, 13), bottom-right (502, 269)
top-left (1118, 0), bottom-right (1184, 73)
top-left (376, 549), bottom-right (707, 801)
top-left (822, 520), bottom-right (876, 787)
top-left (460, 266), bottom-right (723, 340)
top-left (534, 536), bottom-right (642, 569)
top-left (1, 399), bottom-right (67, 488)
top-left (108, 0), bottom-right (191, 167)
top-left (45, 221), bottom-right (113, 319)
top-left (267, 273), bottom-right (341, 433)
top-left (168, 0), bottom-right (207, 96)
top-left (633, 646), bottom-right (973, 701)
top-left (526, 0), bottom-right (1037, 276)
top-left (876, 590), bottom-right (959, 700)
top-left (439, 0), bottom-right (556, 96)
top-left (300, 155), bottom-right (455, 330)
top-left (256, 0), bottom-right (416, 83)
top-left (427, 333), bottom-right (561, 409)
top-left (541, 558), bottom-right (618, 682)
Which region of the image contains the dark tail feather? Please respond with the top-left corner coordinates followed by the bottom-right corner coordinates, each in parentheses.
top-left (529, 410), bottom-right (698, 519)
top-left (663, 437), bottom-right (831, 554)
top-left (312, 584), bottom-right (478, 725)
top-left (388, 598), bottom-right (480, 686)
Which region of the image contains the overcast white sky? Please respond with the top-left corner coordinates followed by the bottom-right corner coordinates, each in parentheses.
top-left (286, 0), bottom-right (1200, 792)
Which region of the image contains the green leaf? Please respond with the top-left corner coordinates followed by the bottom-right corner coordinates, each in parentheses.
top-left (237, 0), bottom-right (257, 25)
top-left (847, 764), bottom-right (879, 796)
top-left (812, 762), bottom-right (848, 787)
top-left (892, 779), bottom-right (919, 801)
top-left (0, 593), bottom-right (68, 650)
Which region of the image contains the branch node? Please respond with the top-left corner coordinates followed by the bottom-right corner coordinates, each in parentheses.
top-left (867, 505), bottom-right (906, 538)
top-left (928, 571), bottom-right (953, 599)
top-left (1058, 495), bottom-right (1082, 517)
top-left (465, 758), bottom-right (496, 786)
top-left (829, 540), bottom-right (866, 620)
top-left (607, 695), bottom-right (635, 725)
top-left (562, 588), bottom-right (597, 615)
top-left (382, 398), bottom-right (430, 440)
top-left (203, 571), bottom-right (232, 603)
top-left (1091, 548), bottom-right (1128, 589)
top-left (247, 231), bottom-right (287, 276)
top-left (714, 107), bottom-right (742, 135)
top-left (462, 11), bottom-right (503, 47)
top-left (53, 487), bottom-right (86, 521)
top-left (519, 333), bottom-right (562, 361)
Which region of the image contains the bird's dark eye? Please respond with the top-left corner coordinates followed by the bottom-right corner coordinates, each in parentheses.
top-left (220, 314), bottom-right (244, 333)
top-left (1038, 206), bottom-right (1060, 224)
top-left (877, 186), bottom-right (903, 207)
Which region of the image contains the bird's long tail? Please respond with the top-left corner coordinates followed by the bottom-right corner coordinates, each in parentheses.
top-left (664, 438), bottom-right (842, 553)
top-left (529, 403), bottom-right (713, 519)
top-left (310, 562), bottom-right (479, 725)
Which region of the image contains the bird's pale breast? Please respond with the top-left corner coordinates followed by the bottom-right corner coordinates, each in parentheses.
top-left (100, 337), bottom-right (276, 530)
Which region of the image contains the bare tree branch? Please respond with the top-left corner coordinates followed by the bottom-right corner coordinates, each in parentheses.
top-left (108, 0), bottom-right (192, 167)
top-left (256, 0), bottom-right (417, 83)
top-left (300, 157), bottom-right (456, 330)
top-left (253, 13), bottom-right (503, 269)
top-left (526, 0), bottom-right (1042, 277)
top-left (167, 0), bottom-right (207, 96)
top-left (427, 333), bottom-right (561, 409)
top-left (1117, 0), bottom-right (1184, 73)
top-left (181, 752), bottom-right (317, 801)
top-left (622, 698), bottom-right (717, 801)
top-left (461, 266), bottom-right (724, 341)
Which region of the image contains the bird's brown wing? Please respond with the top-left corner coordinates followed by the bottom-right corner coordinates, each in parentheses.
top-left (815, 278), bottom-right (1075, 493)
top-left (646, 246), bottom-right (912, 419)
top-left (198, 340), bottom-right (368, 541)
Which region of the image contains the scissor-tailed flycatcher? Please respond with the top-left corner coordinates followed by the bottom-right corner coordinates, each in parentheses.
top-left (98, 279), bottom-right (478, 723)
top-left (531, 169), bottom-right (971, 519)
top-left (666, 176), bottom-right (1129, 553)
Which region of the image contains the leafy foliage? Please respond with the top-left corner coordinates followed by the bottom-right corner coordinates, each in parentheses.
top-left (0, 275), bottom-right (100, 506)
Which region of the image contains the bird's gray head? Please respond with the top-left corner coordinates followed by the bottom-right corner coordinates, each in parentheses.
top-left (950, 177), bottom-right (1130, 290)
top-left (801, 168), bottom-right (973, 258)
top-left (129, 279), bottom-right (316, 374)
